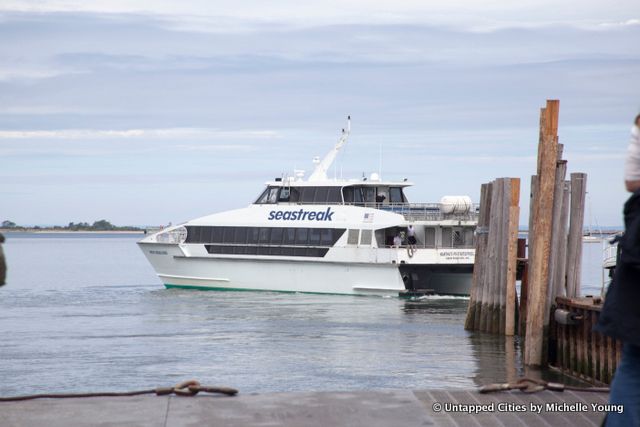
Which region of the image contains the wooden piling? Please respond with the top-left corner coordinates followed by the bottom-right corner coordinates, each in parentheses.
top-left (483, 179), bottom-right (503, 333)
top-left (465, 183), bottom-right (490, 331)
top-left (547, 155), bottom-right (567, 307)
top-left (566, 173), bottom-right (587, 298)
top-left (465, 177), bottom-right (520, 334)
top-left (505, 178), bottom-right (520, 336)
top-left (497, 178), bottom-right (509, 335)
top-left (477, 183), bottom-right (495, 332)
top-left (524, 100), bottom-right (559, 367)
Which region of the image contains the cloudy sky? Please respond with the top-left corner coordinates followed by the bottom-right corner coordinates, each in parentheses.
top-left (1, 1), bottom-right (639, 226)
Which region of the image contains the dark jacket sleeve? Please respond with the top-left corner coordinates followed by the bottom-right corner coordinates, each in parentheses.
top-left (595, 192), bottom-right (640, 346)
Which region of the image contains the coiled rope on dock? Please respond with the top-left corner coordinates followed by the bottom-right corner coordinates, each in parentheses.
top-left (479, 377), bottom-right (609, 394)
top-left (0, 380), bottom-right (238, 402)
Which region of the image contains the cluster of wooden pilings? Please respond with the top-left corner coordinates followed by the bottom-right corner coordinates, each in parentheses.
top-left (464, 177), bottom-right (519, 335)
top-left (465, 100), bottom-right (594, 370)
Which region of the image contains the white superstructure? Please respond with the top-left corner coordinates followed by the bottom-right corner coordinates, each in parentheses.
top-left (139, 118), bottom-right (478, 296)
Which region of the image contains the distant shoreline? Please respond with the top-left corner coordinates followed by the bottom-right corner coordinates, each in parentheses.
top-left (0, 229), bottom-right (147, 234)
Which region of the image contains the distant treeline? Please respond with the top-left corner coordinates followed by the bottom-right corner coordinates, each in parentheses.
top-left (1, 219), bottom-right (142, 232)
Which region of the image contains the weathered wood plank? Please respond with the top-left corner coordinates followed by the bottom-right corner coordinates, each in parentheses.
top-left (566, 173), bottom-right (587, 297)
top-left (466, 183), bottom-right (490, 331)
top-left (525, 100), bottom-right (560, 366)
top-left (505, 178), bottom-right (520, 336)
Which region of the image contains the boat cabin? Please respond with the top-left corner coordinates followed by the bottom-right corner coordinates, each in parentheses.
top-left (255, 182), bottom-right (410, 206)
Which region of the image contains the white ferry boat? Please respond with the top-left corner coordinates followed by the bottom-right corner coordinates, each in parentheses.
top-left (139, 119), bottom-right (478, 296)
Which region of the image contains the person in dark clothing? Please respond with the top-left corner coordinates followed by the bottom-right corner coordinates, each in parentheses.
top-left (596, 115), bottom-right (640, 426)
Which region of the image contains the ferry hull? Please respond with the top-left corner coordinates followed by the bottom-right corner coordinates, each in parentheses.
top-left (140, 242), bottom-right (405, 295)
top-left (139, 242), bottom-right (471, 296)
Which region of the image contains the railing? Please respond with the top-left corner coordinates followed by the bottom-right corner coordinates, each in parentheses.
top-left (602, 239), bottom-right (619, 270)
top-left (377, 203), bottom-right (480, 222)
top-left (260, 201), bottom-right (481, 222)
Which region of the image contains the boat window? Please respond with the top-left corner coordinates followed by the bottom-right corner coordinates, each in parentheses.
top-left (283, 228), bottom-right (296, 245)
top-left (389, 187), bottom-right (405, 203)
top-left (347, 229), bottom-right (359, 245)
top-left (255, 186), bottom-right (280, 204)
top-left (200, 227), bottom-right (212, 243)
top-left (360, 229), bottom-right (372, 245)
top-left (223, 227), bottom-right (234, 243)
top-left (300, 187), bottom-right (316, 203)
top-left (327, 187), bottom-right (342, 204)
top-left (259, 228), bottom-right (271, 244)
top-left (424, 227), bottom-right (436, 248)
top-left (295, 228), bottom-right (309, 245)
top-left (193, 226), bottom-right (345, 257)
top-left (320, 229), bottom-right (334, 245)
top-left (288, 187), bottom-right (300, 203)
top-left (269, 246), bottom-right (282, 256)
top-left (315, 187), bottom-right (328, 203)
top-left (362, 187), bottom-right (375, 203)
top-left (278, 187), bottom-right (291, 202)
top-left (210, 227), bottom-right (222, 243)
top-left (308, 228), bottom-right (321, 245)
top-left (441, 227), bottom-right (452, 248)
top-left (453, 228), bottom-right (464, 247)
top-left (354, 187), bottom-right (363, 204)
top-left (189, 227), bottom-right (202, 243)
top-left (465, 228), bottom-right (475, 247)
top-left (247, 228), bottom-right (260, 244)
top-left (342, 187), bottom-right (354, 203)
top-left (233, 227), bottom-right (247, 244)
top-left (270, 227), bottom-right (284, 245)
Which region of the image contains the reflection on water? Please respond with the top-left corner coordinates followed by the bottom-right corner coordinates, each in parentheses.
top-left (0, 233), bottom-right (601, 395)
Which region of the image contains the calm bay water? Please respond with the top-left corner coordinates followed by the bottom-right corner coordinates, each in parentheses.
top-left (0, 233), bottom-right (606, 395)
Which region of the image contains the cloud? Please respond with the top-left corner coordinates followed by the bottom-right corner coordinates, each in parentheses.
top-left (0, 128), bottom-right (281, 140)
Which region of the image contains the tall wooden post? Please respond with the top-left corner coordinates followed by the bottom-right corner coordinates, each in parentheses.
top-left (505, 178), bottom-right (520, 336)
top-left (524, 100), bottom-right (559, 367)
top-left (465, 183), bottom-right (490, 331)
top-left (566, 173), bottom-right (587, 297)
top-left (547, 154), bottom-right (567, 307)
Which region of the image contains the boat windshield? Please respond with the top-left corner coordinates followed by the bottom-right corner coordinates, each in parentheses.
top-left (255, 186), bottom-right (343, 204)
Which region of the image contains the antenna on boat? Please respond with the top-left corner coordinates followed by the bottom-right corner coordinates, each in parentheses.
top-left (378, 142), bottom-right (382, 181)
top-left (308, 116), bottom-right (351, 182)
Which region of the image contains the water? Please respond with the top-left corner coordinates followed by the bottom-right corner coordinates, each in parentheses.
top-left (0, 233), bottom-right (605, 395)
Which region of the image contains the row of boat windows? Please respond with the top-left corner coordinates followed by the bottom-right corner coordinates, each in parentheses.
top-left (186, 226), bottom-right (346, 247)
top-left (377, 226), bottom-right (475, 248)
top-left (205, 245), bottom-right (329, 257)
top-left (421, 227), bottom-right (475, 248)
top-left (255, 186), bottom-right (407, 204)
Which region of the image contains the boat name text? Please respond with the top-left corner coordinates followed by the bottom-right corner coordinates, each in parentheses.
top-left (268, 207), bottom-right (335, 221)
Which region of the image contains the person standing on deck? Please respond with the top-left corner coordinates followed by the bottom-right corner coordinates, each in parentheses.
top-left (596, 113), bottom-right (640, 426)
top-left (407, 225), bottom-right (417, 251)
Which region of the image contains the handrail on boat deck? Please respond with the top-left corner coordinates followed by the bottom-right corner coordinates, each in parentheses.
top-left (263, 201), bottom-right (481, 222)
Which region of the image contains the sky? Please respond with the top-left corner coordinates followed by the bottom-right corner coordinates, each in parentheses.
top-left (1, 1), bottom-right (639, 227)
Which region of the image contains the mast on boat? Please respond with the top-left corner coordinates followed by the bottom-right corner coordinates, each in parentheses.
top-left (308, 116), bottom-right (351, 182)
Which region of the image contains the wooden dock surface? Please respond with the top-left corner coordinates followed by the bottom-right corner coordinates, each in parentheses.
top-left (0, 389), bottom-right (609, 426)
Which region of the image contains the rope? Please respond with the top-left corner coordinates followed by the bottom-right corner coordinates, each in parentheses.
top-left (0, 380), bottom-right (238, 402)
top-left (479, 377), bottom-right (609, 394)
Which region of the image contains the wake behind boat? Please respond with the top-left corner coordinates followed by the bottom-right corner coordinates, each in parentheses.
top-left (139, 118), bottom-right (478, 296)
